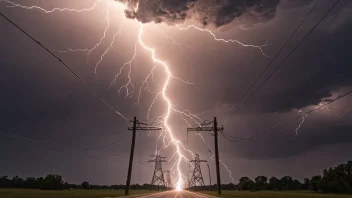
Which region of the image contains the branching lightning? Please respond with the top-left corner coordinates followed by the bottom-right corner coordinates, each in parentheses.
top-left (210, 154), bottom-right (235, 183)
top-left (295, 101), bottom-right (340, 135)
top-left (175, 24), bottom-right (270, 58)
top-left (1, 0), bottom-right (270, 189)
top-left (3, 0), bottom-right (104, 13)
top-left (319, 101), bottom-right (339, 116)
top-left (295, 109), bottom-right (308, 135)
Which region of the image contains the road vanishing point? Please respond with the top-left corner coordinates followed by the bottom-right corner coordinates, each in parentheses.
top-left (132, 191), bottom-right (216, 198)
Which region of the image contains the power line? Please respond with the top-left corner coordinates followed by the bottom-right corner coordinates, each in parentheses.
top-left (222, 89), bottom-right (352, 142)
top-left (0, 129), bottom-right (129, 159)
top-left (231, 0), bottom-right (320, 112)
top-left (84, 135), bottom-right (125, 151)
top-left (1, 129), bottom-right (153, 170)
top-left (0, 12), bottom-right (127, 122)
top-left (232, 0), bottom-right (340, 114)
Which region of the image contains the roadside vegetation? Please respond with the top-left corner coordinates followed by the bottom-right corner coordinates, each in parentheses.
top-left (194, 161), bottom-right (352, 195)
top-left (0, 188), bottom-right (150, 198)
top-left (199, 190), bottom-right (352, 198)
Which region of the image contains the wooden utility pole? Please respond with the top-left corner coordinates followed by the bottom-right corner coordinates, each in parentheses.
top-left (125, 117), bottom-right (136, 196)
top-left (187, 117), bottom-right (223, 194)
top-left (207, 164), bottom-right (212, 190)
top-left (125, 117), bottom-right (162, 195)
top-left (213, 117), bottom-right (221, 195)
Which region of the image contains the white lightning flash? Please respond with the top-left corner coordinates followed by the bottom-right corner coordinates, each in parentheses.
top-left (319, 102), bottom-right (339, 116)
top-left (295, 109), bottom-right (308, 135)
top-left (210, 154), bottom-right (234, 183)
top-left (295, 101), bottom-right (340, 135)
top-left (175, 24), bottom-right (270, 58)
top-left (3, 0), bottom-right (104, 13)
top-left (2, 0), bottom-right (269, 190)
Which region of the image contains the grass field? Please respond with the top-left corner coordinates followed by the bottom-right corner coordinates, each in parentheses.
top-left (0, 189), bottom-right (152, 198)
top-left (199, 190), bottom-right (352, 198)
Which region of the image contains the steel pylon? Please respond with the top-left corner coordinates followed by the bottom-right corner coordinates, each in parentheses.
top-left (149, 155), bottom-right (167, 190)
top-left (189, 154), bottom-right (207, 189)
top-left (164, 170), bottom-right (172, 189)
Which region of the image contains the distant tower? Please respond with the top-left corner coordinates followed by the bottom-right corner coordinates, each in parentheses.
top-left (164, 170), bottom-right (172, 189)
top-left (189, 154), bottom-right (207, 189)
top-left (149, 155), bottom-right (167, 190)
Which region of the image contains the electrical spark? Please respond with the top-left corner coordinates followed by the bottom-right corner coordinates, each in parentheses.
top-left (1, 0), bottom-right (268, 189)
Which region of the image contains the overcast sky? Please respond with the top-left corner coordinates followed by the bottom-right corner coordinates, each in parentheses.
top-left (1, 0), bottom-right (352, 186)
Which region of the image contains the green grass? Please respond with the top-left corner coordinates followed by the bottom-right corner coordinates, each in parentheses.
top-left (199, 190), bottom-right (352, 198)
top-left (0, 189), bottom-right (152, 198)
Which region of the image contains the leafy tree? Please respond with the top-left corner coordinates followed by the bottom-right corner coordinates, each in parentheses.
top-left (319, 163), bottom-right (352, 194)
top-left (25, 177), bottom-right (36, 189)
top-left (12, 176), bottom-right (24, 188)
top-left (292, 179), bottom-right (302, 190)
top-left (280, 176), bottom-right (294, 190)
top-left (0, 176), bottom-right (10, 188)
top-left (302, 178), bottom-right (310, 190)
top-left (310, 175), bottom-right (321, 192)
top-left (226, 183), bottom-right (236, 190)
top-left (254, 176), bottom-right (268, 190)
top-left (268, 177), bottom-right (281, 191)
top-left (81, 181), bottom-right (90, 189)
top-left (42, 174), bottom-right (64, 190)
top-left (237, 177), bottom-right (254, 190)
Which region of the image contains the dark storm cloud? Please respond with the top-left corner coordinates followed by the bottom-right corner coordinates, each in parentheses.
top-left (250, 19), bottom-right (352, 114)
top-left (233, 123), bottom-right (352, 160)
top-left (117, 0), bottom-right (197, 24)
top-left (117, 0), bottom-right (281, 27)
top-left (279, 0), bottom-right (315, 9)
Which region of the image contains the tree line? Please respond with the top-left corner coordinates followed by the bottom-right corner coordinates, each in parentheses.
top-left (0, 174), bottom-right (150, 190)
top-left (201, 161), bottom-right (352, 194)
top-left (1, 161), bottom-right (351, 194)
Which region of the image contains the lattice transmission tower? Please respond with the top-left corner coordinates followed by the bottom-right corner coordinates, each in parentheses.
top-left (164, 170), bottom-right (172, 189)
top-left (189, 154), bottom-right (207, 189)
top-left (149, 155), bottom-right (167, 190)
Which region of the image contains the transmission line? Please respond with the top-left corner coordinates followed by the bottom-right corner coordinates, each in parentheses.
top-left (222, 89), bottom-right (352, 142)
top-left (0, 129), bottom-right (129, 159)
top-left (84, 135), bottom-right (125, 151)
top-left (232, 0), bottom-right (340, 114)
top-left (0, 129), bottom-right (154, 170)
top-left (0, 12), bottom-right (127, 121)
top-left (231, 0), bottom-right (320, 112)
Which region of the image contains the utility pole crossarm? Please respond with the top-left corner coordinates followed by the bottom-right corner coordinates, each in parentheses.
top-left (125, 117), bottom-right (163, 196)
top-left (149, 155), bottom-right (167, 191)
top-left (186, 117), bottom-right (223, 195)
top-left (189, 154), bottom-right (207, 189)
top-left (187, 126), bottom-right (223, 132)
top-left (189, 160), bottom-right (207, 162)
top-left (128, 127), bottom-right (162, 130)
top-left (149, 160), bottom-right (167, 162)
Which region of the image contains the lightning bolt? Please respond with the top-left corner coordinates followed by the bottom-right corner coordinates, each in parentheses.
top-left (295, 109), bottom-right (308, 135)
top-left (175, 24), bottom-right (270, 58)
top-left (295, 101), bottom-right (340, 135)
top-left (161, 31), bottom-right (195, 52)
top-left (1, 0), bottom-right (268, 190)
top-left (210, 154), bottom-right (234, 183)
top-left (54, 2), bottom-right (111, 59)
top-left (2, 0), bottom-right (104, 13)
top-left (319, 102), bottom-right (339, 116)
